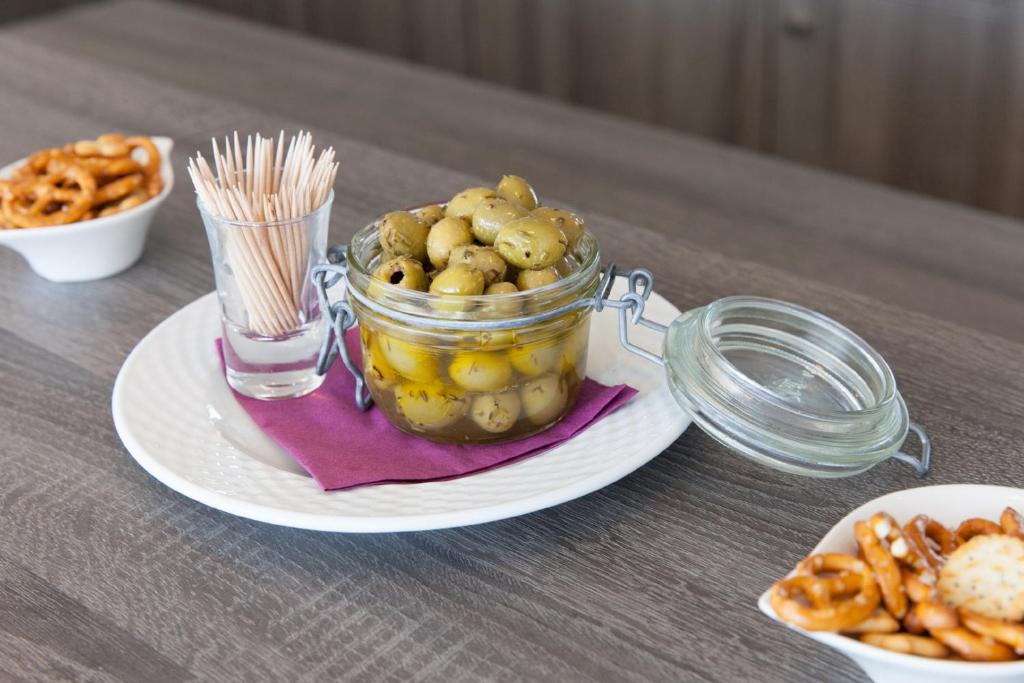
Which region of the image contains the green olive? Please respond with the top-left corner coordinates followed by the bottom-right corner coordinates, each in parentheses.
top-left (470, 392), bottom-right (522, 433)
top-left (429, 263), bottom-right (485, 313)
top-left (532, 207), bottom-right (585, 250)
top-left (413, 204), bottom-right (445, 226)
top-left (559, 323), bottom-right (589, 375)
top-left (363, 335), bottom-right (399, 388)
top-left (516, 266), bottom-right (560, 291)
top-left (482, 281), bottom-right (521, 316)
top-left (445, 186), bottom-right (497, 220)
top-left (496, 174), bottom-right (539, 211)
top-left (448, 351), bottom-right (513, 392)
top-left (509, 340), bottom-right (561, 376)
top-left (429, 264), bottom-right (485, 296)
top-left (395, 382), bottom-right (467, 430)
top-left (494, 217), bottom-right (567, 270)
top-left (470, 198), bottom-right (528, 245)
top-left (475, 328), bottom-right (518, 349)
top-left (379, 211), bottom-right (429, 262)
top-left (521, 373), bottom-right (569, 425)
top-left (449, 245), bottom-right (508, 285)
top-left (373, 256), bottom-right (429, 291)
top-left (377, 334), bottom-right (438, 383)
top-left (426, 217), bottom-right (473, 270)
top-left (484, 281), bottom-right (518, 295)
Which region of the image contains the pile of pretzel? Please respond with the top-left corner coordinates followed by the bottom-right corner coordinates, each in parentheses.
top-left (771, 507), bottom-right (1024, 662)
top-left (0, 133), bottom-right (162, 229)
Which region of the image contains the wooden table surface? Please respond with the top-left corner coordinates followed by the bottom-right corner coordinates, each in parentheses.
top-left (2, 2), bottom-right (1023, 681)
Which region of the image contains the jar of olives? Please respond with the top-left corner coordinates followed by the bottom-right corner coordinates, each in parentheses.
top-left (329, 205), bottom-right (602, 444)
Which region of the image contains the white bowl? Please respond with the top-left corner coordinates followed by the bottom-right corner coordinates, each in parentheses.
top-left (759, 485), bottom-right (1024, 683)
top-left (0, 136), bottom-right (173, 282)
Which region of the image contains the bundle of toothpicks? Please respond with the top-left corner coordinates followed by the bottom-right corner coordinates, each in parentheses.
top-left (188, 130), bottom-right (338, 337)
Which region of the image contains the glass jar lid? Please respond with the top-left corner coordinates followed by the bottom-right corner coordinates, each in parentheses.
top-left (663, 296), bottom-right (925, 477)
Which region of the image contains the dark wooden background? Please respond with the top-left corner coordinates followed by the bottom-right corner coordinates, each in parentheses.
top-left (4, 0), bottom-right (1024, 220)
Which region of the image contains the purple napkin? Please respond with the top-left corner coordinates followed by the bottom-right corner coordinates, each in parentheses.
top-left (216, 329), bottom-right (636, 491)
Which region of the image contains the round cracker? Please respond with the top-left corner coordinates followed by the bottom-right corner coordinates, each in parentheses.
top-left (938, 534), bottom-right (1024, 620)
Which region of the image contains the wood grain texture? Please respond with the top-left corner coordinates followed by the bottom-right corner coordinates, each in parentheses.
top-left (0, 0), bottom-right (91, 25)
top-left (0, 3), bottom-right (1023, 682)
top-left (12, 0), bottom-right (1024, 344)
top-left (148, 0), bottom-right (1024, 220)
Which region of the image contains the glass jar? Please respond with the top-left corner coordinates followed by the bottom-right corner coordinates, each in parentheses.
top-left (341, 213), bottom-right (602, 444)
top-left (315, 220), bottom-right (932, 477)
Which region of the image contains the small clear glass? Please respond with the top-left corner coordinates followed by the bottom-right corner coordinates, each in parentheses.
top-left (198, 193), bottom-right (332, 399)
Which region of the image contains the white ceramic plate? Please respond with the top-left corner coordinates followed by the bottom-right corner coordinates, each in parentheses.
top-left (758, 485), bottom-right (1024, 683)
top-left (112, 277), bottom-right (690, 532)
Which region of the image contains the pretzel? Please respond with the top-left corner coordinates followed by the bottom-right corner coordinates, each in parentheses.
top-left (2, 164), bottom-right (96, 228)
top-left (774, 509), bottom-right (1024, 663)
top-left (855, 520), bottom-right (908, 618)
top-left (955, 518), bottom-right (1003, 546)
top-left (903, 605), bottom-right (926, 635)
top-left (74, 156), bottom-right (142, 180)
top-left (900, 567), bottom-right (938, 604)
top-left (145, 171), bottom-right (164, 197)
top-left (1000, 507), bottom-right (1024, 540)
top-left (841, 608), bottom-right (900, 634)
top-left (959, 609), bottom-right (1024, 655)
top-left (94, 173), bottom-right (143, 205)
top-left (98, 190), bottom-right (149, 217)
top-left (125, 135), bottom-right (161, 179)
top-left (911, 601), bottom-right (959, 630)
top-left (869, 512), bottom-right (924, 570)
top-left (772, 554), bottom-right (880, 631)
top-left (903, 515), bottom-right (956, 571)
top-left (1, 133), bottom-right (161, 230)
top-left (860, 633), bottom-right (949, 658)
top-left (128, 136), bottom-right (163, 197)
top-left (70, 133), bottom-right (130, 158)
top-left (795, 555), bottom-right (861, 596)
top-left (931, 627), bottom-right (1016, 662)
top-left (19, 148), bottom-right (68, 177)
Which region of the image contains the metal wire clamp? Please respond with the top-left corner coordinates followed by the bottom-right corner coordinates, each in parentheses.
top-left (311, 247), bottom-right (372, 411)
